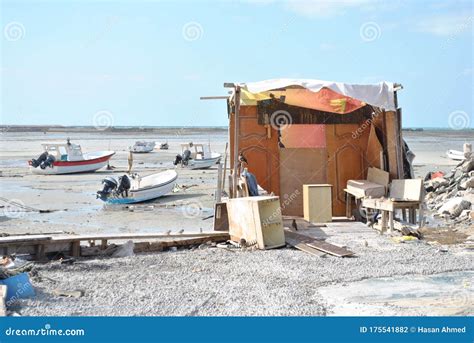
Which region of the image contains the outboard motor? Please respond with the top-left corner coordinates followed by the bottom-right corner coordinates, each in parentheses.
top-left (181, 149), bottom-right (191, 166)
top-left (30, 151), bottom-right (48, 168)
top-left (117, 175), bottom-right (131, 197)
top-left (40, 155), bottom-right (56, 169)
top-left (97, 177), bottom-right (118, 200)
top-left (173, 150), bottom-right (192, 166)
top-left (173, 154), bottom-right (182, 166)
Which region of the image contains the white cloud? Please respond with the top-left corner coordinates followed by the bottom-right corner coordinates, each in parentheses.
top-left (284, 0), bottom-right (376, 18)
top-left (416, 13), bottom-right (473, 36)
top-left (319, 42), bottom-right (336, 51)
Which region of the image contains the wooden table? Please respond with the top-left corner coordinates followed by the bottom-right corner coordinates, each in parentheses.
top-left (344, 188), bottom-right (364, 219)
top-left (361, 198), bottom-right (423, 233)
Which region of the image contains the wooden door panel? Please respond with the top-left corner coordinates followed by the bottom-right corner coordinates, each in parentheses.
top-left (279, 148), bottom-right (328, 216)
top-left (326, 124), bottom-right (370, 216)
top-left (230, 106), bottom-right (280, 195)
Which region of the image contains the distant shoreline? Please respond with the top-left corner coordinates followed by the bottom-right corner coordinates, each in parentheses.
top-left (0, 125), bottom-right (229, 134)
top-left (0, 125), bottom-right (472, 134)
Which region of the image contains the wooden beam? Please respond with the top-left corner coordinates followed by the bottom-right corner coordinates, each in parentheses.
top-left (200, 96), bottom-right (229, 100)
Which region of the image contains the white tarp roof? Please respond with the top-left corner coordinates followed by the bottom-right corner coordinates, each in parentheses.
top-left (240, 78), bottom-right (397, 111)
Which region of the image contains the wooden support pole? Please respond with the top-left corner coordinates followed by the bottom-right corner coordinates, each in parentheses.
top-left (216, 162), bottom-right (222, 203)
top-left (232, 85), bottom-right (241, 198)
top-left (71, 241), bottom-right (80, 257)
top-left (221, 142), bottom-right (228, 192)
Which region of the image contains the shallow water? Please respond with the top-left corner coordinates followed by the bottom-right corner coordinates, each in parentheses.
top-left (320, 271), bottom-right (474, 316)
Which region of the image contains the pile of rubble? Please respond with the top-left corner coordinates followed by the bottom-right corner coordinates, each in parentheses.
top-left (424, 157), bottom-right (474, 225)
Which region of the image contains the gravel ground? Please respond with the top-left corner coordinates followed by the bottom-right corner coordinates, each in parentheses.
top-left (15, 232), bottom-right (473, 316)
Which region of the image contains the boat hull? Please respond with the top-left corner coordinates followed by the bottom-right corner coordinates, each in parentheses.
top-left (185, 155), bottom-right (221, 170)
top-left (131, 147), bottom-right (154, 153)
top-left (446, 150), bottom-right (465, 161)
top-left (30, 151), bottom-right (115, 175)
top-left (105, 170), bottom-right (178, 204)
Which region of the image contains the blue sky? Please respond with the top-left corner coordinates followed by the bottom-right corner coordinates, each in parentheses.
top-left (0, 0), bottom-right (472, 128)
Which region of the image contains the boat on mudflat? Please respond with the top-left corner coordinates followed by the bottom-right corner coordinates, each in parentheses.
top-left (28, 140), bottom-right (115, 175)
top-left (96, 170), bottom-right (178, 204)
top-left (173, 143), bottom-right (221, 170)
top-left (446, 149), bottom-right (465, 161)
top-left (129, 141), bottom-right (156, 153)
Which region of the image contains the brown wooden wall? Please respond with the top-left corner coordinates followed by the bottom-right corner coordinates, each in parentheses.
top-left (229, 104), bottom-right (402, 217)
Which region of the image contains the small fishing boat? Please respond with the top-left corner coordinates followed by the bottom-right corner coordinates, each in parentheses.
top-left (96, 170), bottom-right (178, 204)
top-left (159, 142), bottom-right (169, 150)
top-left (446, 149), bottom-right (465, 161)
top-left (130, 141), bottom-right (155, 153)
top-left (28, 140), bottom-right (115, 175)
top-left (173, 143), bottom-right (221, 170)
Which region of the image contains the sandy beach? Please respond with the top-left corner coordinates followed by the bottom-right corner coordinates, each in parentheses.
top-left (0, 128), bottom-right (473, 316)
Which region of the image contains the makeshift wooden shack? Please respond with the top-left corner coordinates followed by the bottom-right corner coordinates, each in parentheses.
top-left (224, 79), bottom-right (409, 217)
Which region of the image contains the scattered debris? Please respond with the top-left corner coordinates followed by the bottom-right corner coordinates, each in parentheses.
top-left (424, 157), bottom-right (473, 226)
top-left (52, 289), bottom-right (85, 298)
top-left (111, 240), bottom-right (135, 258)
top-left (0, 272), bottom-right (35, 303)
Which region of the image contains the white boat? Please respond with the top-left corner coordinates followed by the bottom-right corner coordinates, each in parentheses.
top-left (173, 143), bottom-right (221, 170)
top-left (130, 141), bottom-right (155, 153)
top-left (97, 170), bottom-right (178, 204)
top-left (446, 149), bottom-right (465, 161)
top-left (28, 141), bottom-right (115, 175)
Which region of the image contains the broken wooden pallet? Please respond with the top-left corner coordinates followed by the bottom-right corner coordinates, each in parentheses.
top-left (284, 229), bottom-right (354, 257)
top-left (0, 232), bottom-right (230, 260)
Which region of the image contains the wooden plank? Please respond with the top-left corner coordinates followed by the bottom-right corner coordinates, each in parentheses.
top-left (213, 202), bottom-right (229, 231)
top-left (389, 179), bottom-right (423, 201)
top-left (285, 229), bottom-right (354, 257)
top-left (279, 148), bottom-right (328, 216)
top-left (284, 234), bottom-right (326, 257)
top-left (0, 235), bottom-right (52, 244)
top-left (367, 167), bottom-right (390, 189)
top-left (48, 232), bottom-right (228, 243)
top-left (384, 110), bottom-right (402, 179)
top-left (306, 240), bottom-right (354, 257)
